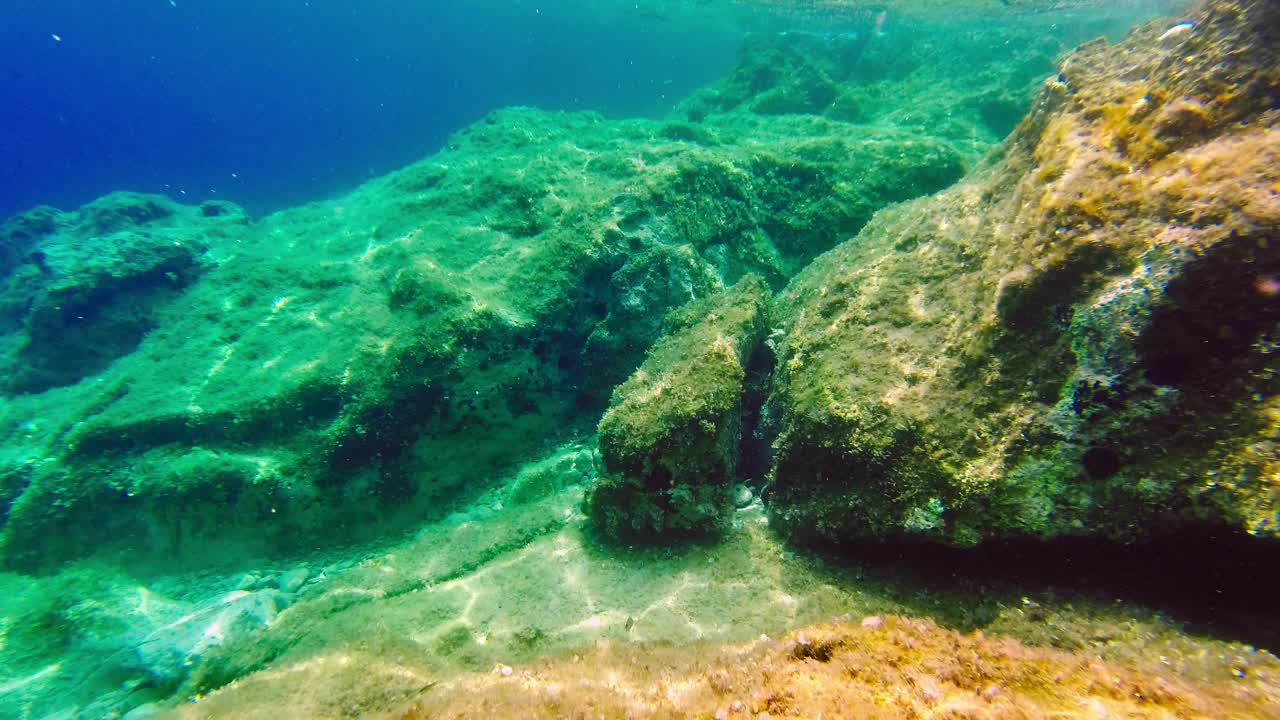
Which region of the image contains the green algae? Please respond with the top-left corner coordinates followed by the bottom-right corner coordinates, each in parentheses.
top-left (0, 3), bottom-right (1138, 570)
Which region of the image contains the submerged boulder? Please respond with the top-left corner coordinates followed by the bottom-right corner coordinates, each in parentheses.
top-left (765, 0), bottom-right (1280, 546)
top-left (0, 193), bottom-right (248, 394)
top-left (587, 276), bottom-right (770, 540)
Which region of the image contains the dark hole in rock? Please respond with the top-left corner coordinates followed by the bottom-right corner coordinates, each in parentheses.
top-left (1142, 350), bottom-right (1192, 386)
top-left (648, 464), bottom-right (673, 492)
top-left (1137, 232), bottom-right (1280, 389)
top-left (736, 342), bottom-right (776, 488)
top-left (573, 391), bottom-right (598, 411)
top-left (791, 639), bottom-right (839, 663)
top-left (26, 250), bottom-right (48, 271)
top-left (1082, 446), bottom-right (1123, 479)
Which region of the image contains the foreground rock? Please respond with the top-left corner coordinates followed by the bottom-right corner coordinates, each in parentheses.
top-left (587, 277), bottom-right (769, 540)
top-left (766, 0), bottom-right (1280, 545)
top-left (181, 617), bottom-right (1279, 720)
top-left (0, 565), bottom-right (316, 719)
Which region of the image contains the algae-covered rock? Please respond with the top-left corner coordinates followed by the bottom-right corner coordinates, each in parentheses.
top-left (505, 441), bottom-right (599, 507)
top-left (766, 0), bottom-right (1280, 546)
top-left (588, 276), bottom-right (770, 540)
top-left (578, 243), bottom-right (724, 396)
top-left (573, 116), bottom-right (967, 397)
top-left (678, 9), bottom-right (1128, 147)
top-left (0, 85), bottom-right (964, 568)
top-left (0, 193), bottom-right (249, 393)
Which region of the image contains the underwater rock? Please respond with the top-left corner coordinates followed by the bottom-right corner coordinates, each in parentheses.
top-left (0, 62), bottom-right (966, 569)
top-left (765, 0), bottom-right (1280, 546)
top-left (276, 566), bottom-right (312, 594)
top-left (578, 242), bottom-right (724, 398)
top-left (0, 192), bottom-right (248, 394)
top-left (574, 117), bottom-right (967, 398)
top-left (0, 205), bottom-right (59, 279)
top-left (0, 0), bottom-right (1188, 572)
top-left (505, 441), bottom-right (599, 506)
top-left (0, 566), bottom-right (303, 718)
top-left (678, 11), bottom-right (1107, 146)
top-left (134, 589), bottom-right (288, 689)
top-left (586, 276), bottom-right (769, 540)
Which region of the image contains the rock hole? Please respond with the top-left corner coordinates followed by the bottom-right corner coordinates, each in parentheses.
top-left (1081, 446), bottom-right (1122, 479)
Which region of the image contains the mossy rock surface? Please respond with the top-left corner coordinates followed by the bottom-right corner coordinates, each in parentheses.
top-left (0, 193), bottom-right (248, 393)
top-left (588, 276), bottom-right (770, 540)
top-left (765, 0), bottom-right (1280, 546)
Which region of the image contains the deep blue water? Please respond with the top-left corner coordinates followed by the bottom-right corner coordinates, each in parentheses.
top-left (0, 0), bottom-right (741, 220)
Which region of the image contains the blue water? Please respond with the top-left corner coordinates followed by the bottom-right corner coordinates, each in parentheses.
top-left (0, 0), bottom-right (741, 220)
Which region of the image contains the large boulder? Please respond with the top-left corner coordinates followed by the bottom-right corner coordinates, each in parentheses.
top-left (765, 0), bottom-right (1280, 546)
top-left (588, 276), bottom-right (770, 540)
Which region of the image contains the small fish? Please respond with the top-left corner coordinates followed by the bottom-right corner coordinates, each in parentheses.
top-left (1158, 22), bottom-right (1194, 42)
top-left (624, 616), bottom-right (635, 632)
top-left (51, 33), bottom-right (62, 43)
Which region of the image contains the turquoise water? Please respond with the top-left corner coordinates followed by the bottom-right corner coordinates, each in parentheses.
top-left (2, 1), bottom-right (1278, 718)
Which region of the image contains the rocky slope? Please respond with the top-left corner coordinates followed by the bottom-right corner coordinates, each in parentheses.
top-left (0, 111), bottom-right (959, 569)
